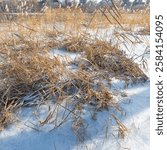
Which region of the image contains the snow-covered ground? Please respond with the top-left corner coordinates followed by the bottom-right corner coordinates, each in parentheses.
top-left (0, 29), bottom-right (150, 150)
top-left (0, 83), bottom-right (150, 150)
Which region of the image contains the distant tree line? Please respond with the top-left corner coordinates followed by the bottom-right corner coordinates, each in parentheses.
top-left (0, 0), bottom-right (150, 13)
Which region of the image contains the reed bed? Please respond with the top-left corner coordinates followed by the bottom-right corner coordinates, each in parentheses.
top-left (0, 6), bottom-right (149, 139)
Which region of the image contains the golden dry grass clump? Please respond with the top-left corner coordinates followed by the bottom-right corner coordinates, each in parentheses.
top-left (69, 70), bottom-right (114, 106)
top-left (0, 32), bottom-right (66, 130)
top-left (71, 40), bottom-right (148, 82)
top-left (0, 101), bottom-right (16, 131)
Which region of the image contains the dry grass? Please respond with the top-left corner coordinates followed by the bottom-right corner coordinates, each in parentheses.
top-left (0, 6), bottom-right (149, 139)
top-left (0, 100), bottom-right (17, 131)
top-left (88, 42), bottom-right (147, 81)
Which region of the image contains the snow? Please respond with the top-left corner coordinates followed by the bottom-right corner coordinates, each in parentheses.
top-left (49, 48), bottom-right (80, 61)
top-left (0, 82), bottom-right (149, 150)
